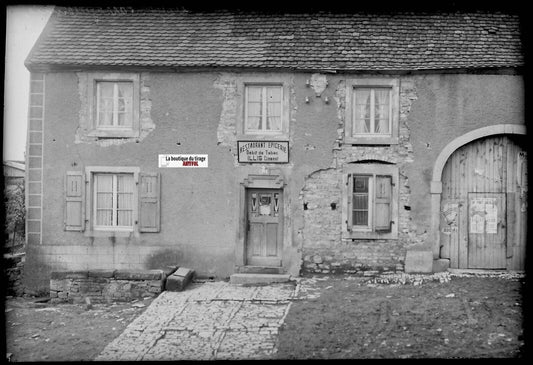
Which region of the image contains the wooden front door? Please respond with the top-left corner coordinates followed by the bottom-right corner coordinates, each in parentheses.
top-left (440, 135), bottom-right (527, 270)
top-left (246, 189), bottom-right (282, 266)
top-left (467, 192), bottom-right (506, 268)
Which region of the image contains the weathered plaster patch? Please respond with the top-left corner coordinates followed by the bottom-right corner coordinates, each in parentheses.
top-left (309, 73), bottom-right (328, 97)
top-left (75, 72), bottom-right (154, 146)
top-left (214, 73), bottom-right (238, 148)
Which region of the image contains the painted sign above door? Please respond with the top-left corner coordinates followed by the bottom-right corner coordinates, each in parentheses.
top-left (237, 141), bottom-right (289, 163)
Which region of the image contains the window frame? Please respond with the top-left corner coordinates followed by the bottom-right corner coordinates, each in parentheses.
top-left (87, 73), bottom-right (140, 138)
top-left (244, 84), bottom-right (284, 135)
top-left (342, 163), bottom-right (399, 240)
top-left (92, 172), bottom-right (136, 232)
top-left (237, 76), bottom-right (291, 139)
top-left (84, 166), bottom-right (140, 237)
top-left (344, 78), bottom-right (399, 145)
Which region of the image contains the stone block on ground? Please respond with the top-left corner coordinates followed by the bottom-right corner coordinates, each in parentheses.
top-left (433, 259), bottom-right (450, 273)
top-left (114, 270), bottom-right (163, 281)
top-left (404, 250), bottom-right (433, 273)
top-left (165, 267), bottom-right (195, 292)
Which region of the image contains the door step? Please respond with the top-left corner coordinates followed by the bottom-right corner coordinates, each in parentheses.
top-left (229, 273), bottom-right (291, 285)
top-left (238, 265), bottom-right (284, 274)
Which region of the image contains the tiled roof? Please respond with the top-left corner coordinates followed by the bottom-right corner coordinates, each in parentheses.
top-left (25, 7), bottom-right (524, 72)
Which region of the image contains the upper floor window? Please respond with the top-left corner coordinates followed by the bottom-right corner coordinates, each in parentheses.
top-left (87, 73), bottom-right (140, 138)
top-left (96, 81), bottom-right (133, 130)
top-left (245, 85), bottom-right (283, 134)
top-left (345, 78), bottom-right (399, 145)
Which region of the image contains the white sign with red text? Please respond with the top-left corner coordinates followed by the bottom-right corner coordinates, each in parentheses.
top-left (158, 154), bottom-right (208, 168)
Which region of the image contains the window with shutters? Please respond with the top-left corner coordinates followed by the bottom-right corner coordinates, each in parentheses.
top-left (64, 167), bottom-right (160, 237)
top-left (344, 78), bottom-right (399, 145)
top-left (342, 164), bottom-right (399, 239)
top-left (86, 73), bottom-right (140, 138)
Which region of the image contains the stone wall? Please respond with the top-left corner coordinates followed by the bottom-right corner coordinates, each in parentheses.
top-left (4, 253), bottom-right (25, 296)
top-left (301, 77), bottom-right (419, 275)
top-left (49, 268), bottom-right (176, 304)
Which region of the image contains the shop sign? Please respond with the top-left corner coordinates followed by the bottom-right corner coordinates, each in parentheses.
top-left (237, 141), bottom-right (289, 163)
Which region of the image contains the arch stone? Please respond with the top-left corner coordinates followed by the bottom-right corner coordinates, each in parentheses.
top-left (430, 124), bottom-right (526, 260)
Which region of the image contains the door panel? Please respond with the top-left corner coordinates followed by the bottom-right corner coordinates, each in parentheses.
top-left (467, 193), bottom-right (506, 268)
top-left (246, 189), bottom-right (282, 266)
top-left (440, 135), bottom-right (527, 269)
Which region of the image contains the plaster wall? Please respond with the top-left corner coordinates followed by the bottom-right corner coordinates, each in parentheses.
top-left (24, 71), bottom-right (525, 290)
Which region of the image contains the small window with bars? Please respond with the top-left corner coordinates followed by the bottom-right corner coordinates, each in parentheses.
top-left (244, 85), bottom-right (283, 133)
top-left (349, 174), bottom-right (393, 233)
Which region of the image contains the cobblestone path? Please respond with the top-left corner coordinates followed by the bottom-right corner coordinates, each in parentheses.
top-left (95, 281), bottom-right (298, 361)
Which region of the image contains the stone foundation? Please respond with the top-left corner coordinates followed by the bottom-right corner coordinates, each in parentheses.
top-left (302, 241), bottom-right (405, 275)
top-left (50, 267), bottom-right (177, 304)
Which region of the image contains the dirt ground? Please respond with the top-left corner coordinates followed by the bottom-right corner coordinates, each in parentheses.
top-left (2, 272), bottom-right (527, 361)
top-left (277, 272), bottom-right (526, 359)
top-left (3, 296), bottom-right (154, 362)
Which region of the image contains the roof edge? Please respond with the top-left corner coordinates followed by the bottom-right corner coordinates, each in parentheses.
top-left (24, 64), bottom-right (525, 76)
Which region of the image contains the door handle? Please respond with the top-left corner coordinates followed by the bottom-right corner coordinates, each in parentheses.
top-left (247, 221), bottom-right (250, 232)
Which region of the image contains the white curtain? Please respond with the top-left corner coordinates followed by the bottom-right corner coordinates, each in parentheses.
top-left (246, 87), bottom-right (262, 130)
top-left (374, 89), bottom-right (390, 134)
top-left (354, 89), bottom-right (371, 134)
top-left (117, 174), bottom-right (134, 226)
top-left (266, 86), bottom-right (282, 131)
top-left (97, 83), bottom-right (114, 126)
top-left (95, 174), bottom-right (113, 226)
top-left (117, 82), bottom-right (133, 127)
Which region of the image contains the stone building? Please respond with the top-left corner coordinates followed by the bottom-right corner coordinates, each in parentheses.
top-left (23, 7), bottom-right (526, 291)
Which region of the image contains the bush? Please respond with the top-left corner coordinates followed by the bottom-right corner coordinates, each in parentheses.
top-left (5, 180), bottom-right (25, 248)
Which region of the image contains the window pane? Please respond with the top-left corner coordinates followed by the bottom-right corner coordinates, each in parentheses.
top-left (266, 86), bottom-right (281, 102)
top-left (267, 101), bottom-right (282, 131)
top-left (98, 98), bottom-right (114, 126)
top-left (353, 194), bottom-right (368, 209)
top-left (98, 82), bottom-right (114, 98)
top-left (96, 210), bottom-right (113, 226)
top-left (354, 89), bottom-right (371, 134)
top-left (353, 176), bottom-right (369, 193)
top-left (247, 117), bottom-right (262, 131)
top-left (353, 211), bottom-right (368, 226)
top-left (246, 86), bottom-right (263, 131)
top-left (117, 211), bottom-right (133, 226)
top-left (352, 175), bottom-right (369, 226)
top-left (247, 86), bottom-right (262, 102)
top-left (374, 88), bottom-right (390, 134)
top-left (117, 82), bottom-right (133, 127)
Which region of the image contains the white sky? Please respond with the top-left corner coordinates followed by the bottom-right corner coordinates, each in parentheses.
top-left (4, 5), bottom-right (54, 162)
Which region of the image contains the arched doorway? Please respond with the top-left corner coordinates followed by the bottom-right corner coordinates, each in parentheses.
top-left (435, 130), bottom-right (527, 269)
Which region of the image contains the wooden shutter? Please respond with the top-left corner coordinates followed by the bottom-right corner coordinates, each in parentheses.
top-left (64, 171), bottom-right (85, 231)
top-left (374, 175), bottom-right (392, 232)
top-left (346, 174), bottom-right (353, 232)
top-left (139, 172), bottom-right (160, 232)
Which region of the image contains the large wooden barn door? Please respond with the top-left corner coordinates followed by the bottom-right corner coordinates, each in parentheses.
top-left (440, 135), bottom-right (527, 270)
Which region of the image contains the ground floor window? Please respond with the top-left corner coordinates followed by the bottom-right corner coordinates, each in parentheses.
top-left (64, 166), bottom-right (160, 236)
top-left (94, 173), bottom-right (135, 230)
top-left (342, 163), bottom-right (399, 239)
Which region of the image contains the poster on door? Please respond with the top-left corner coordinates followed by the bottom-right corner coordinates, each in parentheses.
top-left (469, 197), bottom-right (498, 234)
